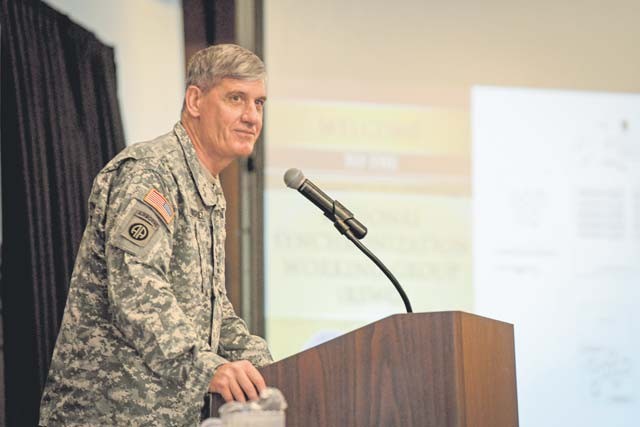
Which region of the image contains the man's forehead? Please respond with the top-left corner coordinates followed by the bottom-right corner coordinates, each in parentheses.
top-left (216, 77), bottom-right (266, 95)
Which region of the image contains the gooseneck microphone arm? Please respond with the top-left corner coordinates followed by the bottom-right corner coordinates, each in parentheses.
top-left (341, 226), bottom-right (413, 313)
top-left (284, 168), bottom-right (413, 313)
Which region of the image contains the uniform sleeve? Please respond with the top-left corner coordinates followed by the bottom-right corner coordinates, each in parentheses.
top-left (104, 164), bottom-right (225, 401)
top-left (216, 291), bottom-right (273, 368)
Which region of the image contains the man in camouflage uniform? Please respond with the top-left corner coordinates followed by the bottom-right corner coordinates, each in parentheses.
top-left (39, 44), bottom-right (273, 426)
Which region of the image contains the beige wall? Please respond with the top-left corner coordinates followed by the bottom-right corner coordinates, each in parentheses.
top-left (265, 0), bottom-right (640, 107)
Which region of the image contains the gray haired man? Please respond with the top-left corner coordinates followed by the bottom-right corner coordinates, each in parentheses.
top-left (39, 44), bottom-right (273, 426)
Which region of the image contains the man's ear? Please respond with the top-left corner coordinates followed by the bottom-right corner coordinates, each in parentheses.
top-left (184, 85), bottom-right (202, 117)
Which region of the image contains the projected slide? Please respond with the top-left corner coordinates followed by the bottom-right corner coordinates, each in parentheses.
top-left (473, 87), bottom-right (640, 426)
top-left (265, 100), bottom-right (472, 359)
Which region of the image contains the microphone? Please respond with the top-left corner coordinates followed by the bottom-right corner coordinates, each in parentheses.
top-left (284, 168), bottom-right (367, 239)
top-left (283, 167), bottom-right (412, 313)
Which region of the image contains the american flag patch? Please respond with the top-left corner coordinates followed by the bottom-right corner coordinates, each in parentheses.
top-left (143, 188), bottom-right (174, 224)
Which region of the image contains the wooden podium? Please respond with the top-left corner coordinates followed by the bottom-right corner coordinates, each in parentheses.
top-left (213, 311), bottom-right (518, 427)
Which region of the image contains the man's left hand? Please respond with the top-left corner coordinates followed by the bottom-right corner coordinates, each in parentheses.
top-left (208, 360), bottom-right (266, 402)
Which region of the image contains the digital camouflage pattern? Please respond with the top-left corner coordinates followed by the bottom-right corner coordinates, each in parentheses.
top-left (39, 123), bottom-right (272, 426)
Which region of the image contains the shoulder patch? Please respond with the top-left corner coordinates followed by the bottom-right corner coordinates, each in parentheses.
top-left (143, 188), bottom-right (174, 224)
top-left (120, 207), bottom-right (160, 248)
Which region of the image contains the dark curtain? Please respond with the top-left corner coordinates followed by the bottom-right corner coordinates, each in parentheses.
top-left (0, 0), bottom-right (125, 424)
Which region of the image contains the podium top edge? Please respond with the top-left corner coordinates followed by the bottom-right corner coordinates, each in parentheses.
top-left (384, 311), bottom-right (515, 327)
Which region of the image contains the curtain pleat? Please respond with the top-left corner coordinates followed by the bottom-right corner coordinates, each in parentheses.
top-left (1, 0), bottom-right (125, 424)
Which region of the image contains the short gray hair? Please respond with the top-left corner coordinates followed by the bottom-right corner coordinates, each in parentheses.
top-left (185, 44), bottom-right (266, 92)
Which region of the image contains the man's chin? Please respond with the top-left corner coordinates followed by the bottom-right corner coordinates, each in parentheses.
top-left (236, 141), bottom-right (256, 157)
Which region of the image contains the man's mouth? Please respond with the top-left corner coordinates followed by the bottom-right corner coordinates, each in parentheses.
top-left (234, 129), bottom-right (256, 137)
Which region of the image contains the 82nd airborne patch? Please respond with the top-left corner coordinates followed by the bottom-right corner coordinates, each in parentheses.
top-left (128, 222), bottom-right (149, 241)
top-left (120, 206), bottom-right (160, 248)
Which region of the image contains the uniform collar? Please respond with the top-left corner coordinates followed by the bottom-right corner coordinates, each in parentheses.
top-left (174, 122), bottom-right (226, 209)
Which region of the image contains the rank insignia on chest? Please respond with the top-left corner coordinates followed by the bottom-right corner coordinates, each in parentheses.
top-left (144, 188), bottom-right (174, 224)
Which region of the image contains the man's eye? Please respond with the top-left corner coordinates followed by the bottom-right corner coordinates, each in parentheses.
top-left (256, 99), bottom-right (265, 107)
top-left (229, 95), bottom-right (243, 103)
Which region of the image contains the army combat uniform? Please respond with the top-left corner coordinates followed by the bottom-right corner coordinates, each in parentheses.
top-left (39, 123), bottom-right (272, 426)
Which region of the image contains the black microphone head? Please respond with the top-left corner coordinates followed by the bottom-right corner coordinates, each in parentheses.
top-left (284, 168), bottom-right (305, 189)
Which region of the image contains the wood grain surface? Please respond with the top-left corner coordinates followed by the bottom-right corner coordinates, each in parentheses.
top-left (211, 311), bottom-right (518, 427)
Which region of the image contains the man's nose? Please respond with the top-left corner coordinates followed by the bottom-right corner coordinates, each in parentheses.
top-left (241, 103), bottom-right (261, 125)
